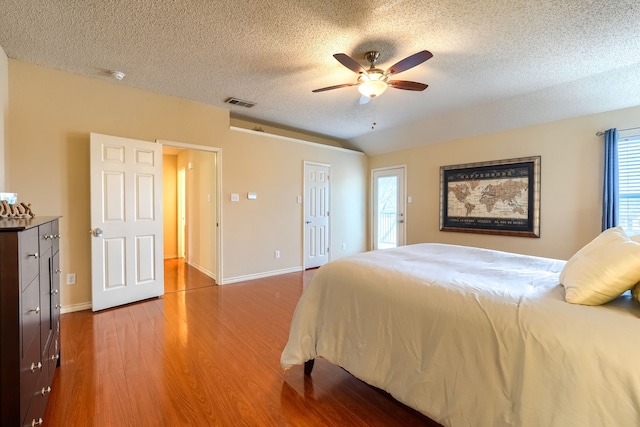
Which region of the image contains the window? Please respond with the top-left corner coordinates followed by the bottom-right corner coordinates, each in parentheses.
top-left (619, 134), bottom-right (640, 236)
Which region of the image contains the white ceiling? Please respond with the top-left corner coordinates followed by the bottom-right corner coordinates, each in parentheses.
top-left (1, 0), bottom-right (640, 155)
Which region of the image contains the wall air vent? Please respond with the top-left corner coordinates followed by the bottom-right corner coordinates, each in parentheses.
top-left (224, 97), bottom-right (256, 108)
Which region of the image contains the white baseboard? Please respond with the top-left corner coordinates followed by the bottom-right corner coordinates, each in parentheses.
top-left (188, 261), bottom-right (217, 281)
top-left (164, 254), bottom-right (178, 259)
top-left (222, 266), bottom-right (303, 284)
top-left (61, 267), bottom-right (300, 311)
top-left (61, 301), bottom-right (93, 314)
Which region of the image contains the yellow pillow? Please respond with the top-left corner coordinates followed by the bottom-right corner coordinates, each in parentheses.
top-left (632, 283), bottom-right (640, 303)
top-left (560, 227), bottom-right (640, 305)
top-left (631, 234), bottom-right (640, 303)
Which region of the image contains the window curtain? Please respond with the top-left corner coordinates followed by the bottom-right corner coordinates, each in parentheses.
top-left (602, 128), bottom-right (619, 231)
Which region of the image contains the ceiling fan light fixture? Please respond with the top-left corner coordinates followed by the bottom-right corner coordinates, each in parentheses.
top-left (358, 79), bottom-right (388, 97)
top-left (358, 70), bottom-right (388, 97)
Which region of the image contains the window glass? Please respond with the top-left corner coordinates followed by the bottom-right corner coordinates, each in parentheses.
top-left (619, 135), bottom-right (640, 237)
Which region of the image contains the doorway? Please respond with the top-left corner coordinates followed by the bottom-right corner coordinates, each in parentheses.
top-left (372, 166), bottom-right (406, 250)
top-left (161, 140), bottom-right (221, 290)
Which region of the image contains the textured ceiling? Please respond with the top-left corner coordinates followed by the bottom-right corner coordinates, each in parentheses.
top-left (1, 0), bottom-right (640, 154)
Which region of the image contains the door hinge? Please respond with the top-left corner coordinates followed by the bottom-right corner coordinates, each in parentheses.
top-left (327, 247), bottom-right (330, 253)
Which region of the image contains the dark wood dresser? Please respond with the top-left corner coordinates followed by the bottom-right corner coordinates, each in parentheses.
top-left (0, 217), bottom-right (61, 426)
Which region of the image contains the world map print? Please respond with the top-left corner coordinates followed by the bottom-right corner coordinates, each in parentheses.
top-left (447, 178), bottom-right (529, 218)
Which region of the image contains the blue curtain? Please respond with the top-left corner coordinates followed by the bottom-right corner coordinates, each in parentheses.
top-left (602, 128), bottom-right (619, 230)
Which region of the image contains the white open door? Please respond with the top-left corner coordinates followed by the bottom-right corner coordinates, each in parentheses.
top-left (90, 133), bottom-right (164, 311)
top-left (304, 162), bottom-right (330, 269)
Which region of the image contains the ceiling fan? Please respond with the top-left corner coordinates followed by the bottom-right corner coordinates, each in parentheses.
top-left (312, 50), bottom-right (433, 104)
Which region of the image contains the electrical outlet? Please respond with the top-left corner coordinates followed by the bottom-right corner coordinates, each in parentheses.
top-left (275, 250), bottom-right (280, 259)
top-left (66, 273), bottom-right (76, 285)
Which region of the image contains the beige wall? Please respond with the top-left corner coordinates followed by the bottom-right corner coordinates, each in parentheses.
top-left (162, 154), bottom-right (178, 257)
top-left (0, 45), bottom-right (7, 189)
top-left (7, 59), bottom-right (367, 309)
top-left (223, 129), bottom-right (367, 280)
top-left (370, 105), bottom-right (640, 260)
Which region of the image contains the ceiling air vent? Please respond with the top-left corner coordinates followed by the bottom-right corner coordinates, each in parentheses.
top-left (224, 97), bottom-right (256, 108)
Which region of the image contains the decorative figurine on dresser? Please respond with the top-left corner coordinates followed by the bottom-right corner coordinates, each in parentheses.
top-left (0, 200), bottom-right (61, 426)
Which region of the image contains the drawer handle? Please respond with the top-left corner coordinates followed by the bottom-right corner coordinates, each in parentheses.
top-left (55, 304), bottom-right (61, 310)
top-left (43, 234), bottom-right (52, 240)
top-left (51, 353), bottom-right (60, 362)
top-left (55, 268), bottom-right (62, 274)
top-left (51, 289), bottom-right (59, 295)
top-left (31, 418), bottom-right (43, 427)
top-left (28, 252), bottom-right (39, 259)
top-left (29, 306), bottom-right (41, 314)
top-left (30, 361), bottom-right (42, 372)
top-left (41, 386), bottom-right (51, 396)
top-left (55, 234), bottom-right (61, 239)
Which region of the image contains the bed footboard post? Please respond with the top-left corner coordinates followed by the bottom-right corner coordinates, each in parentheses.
top-left (304, 359), bottom-right (315, 375)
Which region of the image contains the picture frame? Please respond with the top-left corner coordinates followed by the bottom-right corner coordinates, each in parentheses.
top-left (439, 156), bottom-right (540, 237)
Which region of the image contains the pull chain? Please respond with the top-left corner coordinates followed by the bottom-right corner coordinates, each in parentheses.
top-left (371, 102), bottom-right (378, 130)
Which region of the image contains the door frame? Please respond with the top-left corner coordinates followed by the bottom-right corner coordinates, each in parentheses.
top-left (303, 161), bottom-right (331, 269)
top-left (157, 139), bottom-right (223, 284)
top-left (370, 165), bottom-right (407, 251)
top-left (177, 167), bottom-right (186, 258)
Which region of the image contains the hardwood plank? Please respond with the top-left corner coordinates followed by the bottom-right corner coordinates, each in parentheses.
top-left (43, 262), bottom-right (441, 426)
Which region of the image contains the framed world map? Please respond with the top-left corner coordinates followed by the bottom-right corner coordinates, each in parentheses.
top-left (439, 156), bottom-right (540, 237)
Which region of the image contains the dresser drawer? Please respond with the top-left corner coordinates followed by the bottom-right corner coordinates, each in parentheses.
top-left (20, 329), bottom-right (42, 426)
top-left (51, 219), bottom-right (60, 255)
top-left (22, 366), bottom-right (50, 427)
top-left (20, 227), bottom-right (39, 292)
top-left (21, 277), bottom-right (41, 358)
top-left (46, 331), bottom-right (60, 385)
top-left (38, 221), bottom-right (53, 255)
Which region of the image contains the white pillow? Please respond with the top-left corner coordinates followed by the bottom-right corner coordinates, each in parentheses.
top-left (560, 227), bottom-right (640, 305)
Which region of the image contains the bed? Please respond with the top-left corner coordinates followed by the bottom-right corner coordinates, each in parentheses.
top-left (281, 242), bottom-right (640, 427)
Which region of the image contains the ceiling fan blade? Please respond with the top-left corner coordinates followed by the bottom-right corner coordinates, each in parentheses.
top-left (333, 53), bottom-right (366, 74)
top-left (388, 80), bottom-right (429, 91)
top-left (358, 95), bottom-right (371, 105)
top-left (312, 83), bottom-right (357, 93)
top-left (385, 50), bottom-right (433, 75)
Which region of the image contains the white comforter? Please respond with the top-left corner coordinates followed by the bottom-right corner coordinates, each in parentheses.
top-left (281, 243), bottom-right (640, 427)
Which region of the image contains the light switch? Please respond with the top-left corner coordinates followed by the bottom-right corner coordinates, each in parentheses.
top-left (231, 193), bottom-right (240, 202)
top-left (408, 196), bottom-right (413, 204)
top-left (297, 196), bottom-right (302, 204)
top-left (248, 192), bottom-right (257, 200)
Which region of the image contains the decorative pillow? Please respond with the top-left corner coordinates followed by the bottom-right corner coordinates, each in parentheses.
top-left (560, 227), bottom-right (640, 305)
top-left (632, 283), bottom-right (640, 304)
top-left (631, 234), bottom-right (640, 303)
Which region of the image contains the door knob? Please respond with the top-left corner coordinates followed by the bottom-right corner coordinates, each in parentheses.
top-left (305, 221), bottom-right (312, 224)
top-left (91, 228), bottom-right (104, 237)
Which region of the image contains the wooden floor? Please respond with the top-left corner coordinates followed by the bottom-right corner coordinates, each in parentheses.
top-left (163, 258), bottom-right (217, 293)
top-left (43, 262), bottom-right (441, 426)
